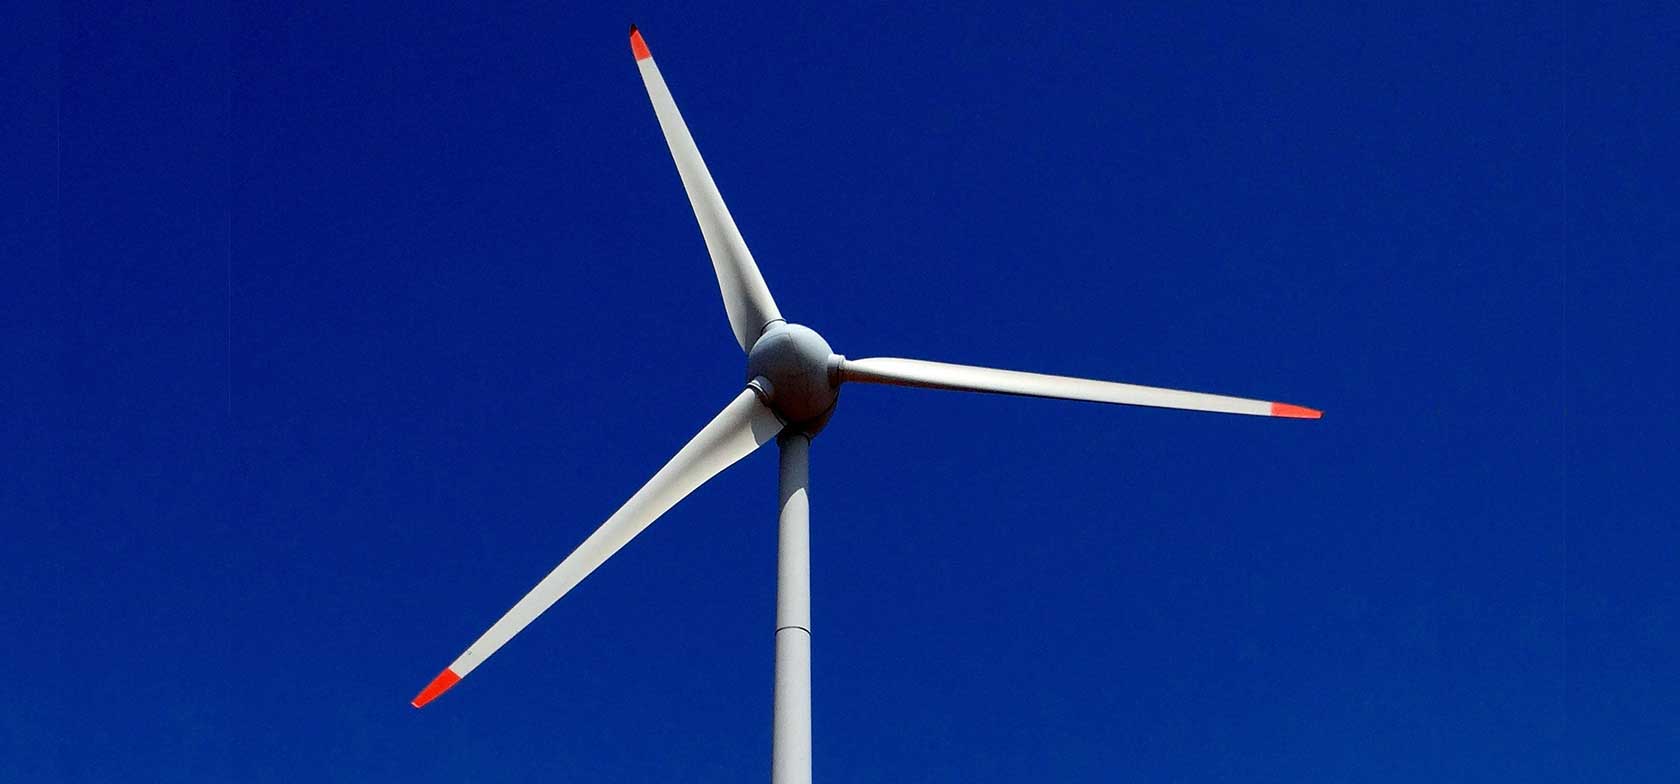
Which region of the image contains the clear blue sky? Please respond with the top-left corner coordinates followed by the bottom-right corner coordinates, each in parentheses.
top-left (5, 1), bottom-right (1664, 781)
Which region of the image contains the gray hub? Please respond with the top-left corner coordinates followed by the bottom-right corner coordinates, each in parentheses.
top-left (746, 322), bottom-right (840, 434)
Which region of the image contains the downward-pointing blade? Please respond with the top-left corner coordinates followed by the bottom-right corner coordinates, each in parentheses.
top-left (630, 26), bottom-right (783, 352)
top-left (839, 356), bottom-right (1322, 419)
top-left (411, 387), bottom-right (784, 708)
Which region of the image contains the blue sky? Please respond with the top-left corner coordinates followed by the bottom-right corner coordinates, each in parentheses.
top-left (6, 1), bottom-right (1665, 781)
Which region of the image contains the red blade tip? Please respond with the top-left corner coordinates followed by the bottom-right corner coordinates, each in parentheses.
top-left (1270, 402), bottom-right (1322, 419)
top-left (629, 25), bottom-right (651, 61)
top-left (411, 668), bottom-right (462, 709)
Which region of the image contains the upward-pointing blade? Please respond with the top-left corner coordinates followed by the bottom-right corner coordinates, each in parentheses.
top-left (412, 387), bottom-right (784, 707)
top-left (631, 26), bottom-right (783, 352)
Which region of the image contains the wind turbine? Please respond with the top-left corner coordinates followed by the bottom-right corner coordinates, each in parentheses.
top-left (412, 26), bottom-right (1321, 784)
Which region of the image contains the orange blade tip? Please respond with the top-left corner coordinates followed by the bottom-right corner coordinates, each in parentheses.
top-left (1270, 402), bottom-right (1323, 419)
top-left (629, 25), bottom-right (651, 61)
top-left (411, 668), bottom-right (461, 709)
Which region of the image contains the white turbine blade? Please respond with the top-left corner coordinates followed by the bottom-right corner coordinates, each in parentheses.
top-left (839, 356), bottom-right (1322, 419)
top-left (412, 387), bottom-right (783, 708)
top-left (631, 26), bottom-right (782, 352)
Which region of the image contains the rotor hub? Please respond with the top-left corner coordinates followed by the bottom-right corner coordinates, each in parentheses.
top-left (746, 322), bottom-right (840, 434)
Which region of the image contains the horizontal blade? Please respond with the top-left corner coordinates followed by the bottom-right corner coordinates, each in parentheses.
top-left (838, 356), bottom-right (1321, 419)
top-left (631, 26), bottom-right (783, 352)
top-left (412, 387), bottom-right (783, 708)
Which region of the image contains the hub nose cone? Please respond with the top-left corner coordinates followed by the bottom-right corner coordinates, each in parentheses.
top-left (746, 323), bottom-right (839, 432)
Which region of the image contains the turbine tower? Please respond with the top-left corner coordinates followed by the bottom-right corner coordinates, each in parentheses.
top-left (412, 27), bottom-right (1321, 784)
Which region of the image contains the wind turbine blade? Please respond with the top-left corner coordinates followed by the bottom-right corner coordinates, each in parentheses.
top-left (631, 26), bottom-right (783, 352)
top-left (838, 357), bottom-right (1322, 419)
top-left (412, 387), bottom-right (783, 708)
